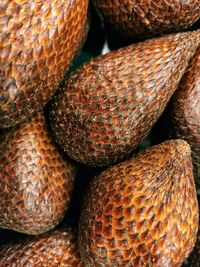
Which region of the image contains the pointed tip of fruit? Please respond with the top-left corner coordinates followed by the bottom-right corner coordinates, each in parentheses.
top-left (173, 139), bottom-right (191, 156)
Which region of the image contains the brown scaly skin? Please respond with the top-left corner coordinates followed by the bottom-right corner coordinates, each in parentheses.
top-left (79, 140), bottom-right (199, 267)
top-left (93, 0), bottom-right (200, 39)
top-left (186, 196), bottom-right (200, 266)
top-left (167, 48), bottom-right (200, 190)
top-left (0, 0), bottom-right (89, 129)
top-left (0, 112), bottom-right (76, 235)
top-left (50, 30), bottom-right (200, 167)
top-left (0, 227), bottom-right (84, 267)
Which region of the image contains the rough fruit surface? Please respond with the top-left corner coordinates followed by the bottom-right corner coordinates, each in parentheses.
top-left (0, 112), bottom-right (76, 234)
top-left (0, 227), bottom-right (84, 267)
top-left (167, 48), bottom-right (200, 190)
top-left (79, 140), bottom-right (199, 267)
top-left (0, 0), bottom-right (88, 128)
top-left (93, 0), bottom-right (200, 38)
top-left (50, 31), bottom-right (200, 167)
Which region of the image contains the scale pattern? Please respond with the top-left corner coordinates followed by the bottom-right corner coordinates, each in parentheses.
top-left (0, 227), bottom-right (84, 267)
top-left (0, 112), bottom-right (76, 234)
top-left (167, 49), bottom-right (200, 190)
top-left (0, 0), bottom-right (88, 128)
top-left (79, 140), bottom-right (199, 267)
top-left (93, 0), bottom-right (200, 39)
top-left (50, 31), bottom-right (200, 167)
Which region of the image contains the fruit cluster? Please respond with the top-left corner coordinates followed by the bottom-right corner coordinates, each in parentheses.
top-left (0, 1), bottom-right (200, 266)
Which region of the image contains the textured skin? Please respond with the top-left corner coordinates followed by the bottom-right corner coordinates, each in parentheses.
top-left (167, 49), bottom-right (200, 190)
top-left (93, 0), bottom-right (200, 39)
top-left (186, 196), bottom-right (200, 266)
top-left (0, 227), bottom-right (84, 267)
top-left (0, 0), bottom-right (88, 128)
top-left (0, 112), bottom-right (76, 235)
top-left (79, 140), bottom-right (199, 267)
top-left (50, 30), bottom-right (200, 167)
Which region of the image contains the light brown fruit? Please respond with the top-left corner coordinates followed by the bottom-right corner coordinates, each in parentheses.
top-left (167, 48), bottom-right (200, 190)
top-left (93, 0), bottom-right (200, 39)
top-left (79, 140), bottom-right (199, 267)
top-left (50, 30), bottom-right (200, 167)
top-left (0, 0), bottom-right (89, 129)
top-left (0, 112), bottom-right (76, 235)
top-left (0, 227), bottom-right (84, 267)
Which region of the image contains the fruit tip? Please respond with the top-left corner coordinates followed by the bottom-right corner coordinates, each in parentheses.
top-left (173, 139), bottom-right (191, 156)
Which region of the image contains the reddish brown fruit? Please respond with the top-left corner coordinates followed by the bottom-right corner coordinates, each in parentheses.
top-left (186, 196), bottom-right (200, 266)
top-left (0, 227), bottom-right (84, 266)
top-left (50, 31), bottom-right (200, 167)
top-left (0, 112), bottom-right (76, 235)
top-left (79, 140), bottom-right (199, 267)
top-left (167, 48), bottom-right (200, 190)
top-left (93, 0), bottom-right (200, 39)
top-left (0, 0), bottom-right (89, 129)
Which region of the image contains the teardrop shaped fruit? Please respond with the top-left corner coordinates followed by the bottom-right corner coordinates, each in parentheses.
top-left (50, 30), bottom-right (200, 167)
top-left (0, 227), bottom-right (84, 267)
top-left (166, 48), bottom-right (200, 190)
top-left (0, 0), bottom-right (89, 129)
top-left (79, 140), bottom-right (199, 267)
top-left (93, 0), bottom-right (200, 39)
top-left (0, 112), bottom-right (76, 235)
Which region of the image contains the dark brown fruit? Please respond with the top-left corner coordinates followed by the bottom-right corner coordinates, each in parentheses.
top-left (79, 140), bottom-right (199, 267)
top-left (0, 0), bottom-right (89, 129)
top-left (0, 112), bottom-right (76, 235)
top-left (167, 48), bottom-right (200, 190)
top-left (93, 0), bottom-right (200, 39)
top-left (0, 227), bottom-right (84, 267)
top-left (50, 30), bottom-right (200, 167)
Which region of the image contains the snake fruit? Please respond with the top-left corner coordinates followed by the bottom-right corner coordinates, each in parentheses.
top-left (0, 112), bottom-right (76, 235)
top-left (50, 30), bottom-right (200, 167)
top-left (93, 0), bottom-right (200, 39)
top-left (167, 48), bottom-right (200, 190)
top-left (0, 0), bottom-right (89, 129)
top-left (0, 227), bottom-right (84, 267)
top-left (79, 140), bottom-right (199, 267)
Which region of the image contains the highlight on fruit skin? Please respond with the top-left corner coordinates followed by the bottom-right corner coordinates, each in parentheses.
top-left (0, 227), bottom-right (84, 267)
top-left (50, 30), bottom-right (200, 167)
top-left (167, 48), bottom-right (200, 190)
top-left (79, 140), bottom-right (199, 267)
top-left (0, 0), bottom-right (89, 129)
top-left (0, 112), bottom-right (77, 235)
top-left (93, 0), bottom-right (200, 39)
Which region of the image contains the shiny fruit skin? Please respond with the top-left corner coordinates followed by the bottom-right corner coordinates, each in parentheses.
top-left (0, 0), bottom-right (89, 128)
top-left (79, 140), bottom-right (199, 267)
top-left (50, 30), bottom-right (200, 167)
top-left (93, 0), bottom-right (200, 39)
top-left (0, 112), bottom-right (76, 235)
top-left (167, 48), bottom-right (200, 190)
top-left (0, 227), bottom-right (84, 267)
